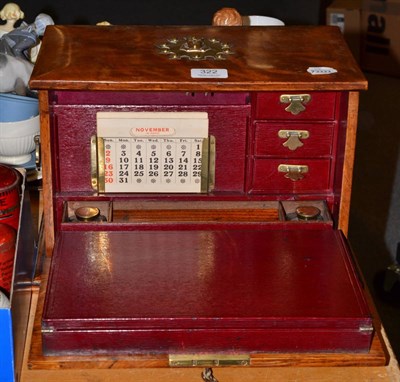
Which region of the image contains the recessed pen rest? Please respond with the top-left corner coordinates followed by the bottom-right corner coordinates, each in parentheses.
top-left (61, 200), bottom-right (333, 227)
top-left (112, 208), bottom-right (279, 223)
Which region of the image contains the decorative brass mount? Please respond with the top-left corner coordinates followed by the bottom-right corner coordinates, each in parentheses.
top-left (157, 36), bottom-right (234, 60)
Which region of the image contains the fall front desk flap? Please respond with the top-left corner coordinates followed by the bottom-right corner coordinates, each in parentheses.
top-left (42, 229), bottom-right (373, 355)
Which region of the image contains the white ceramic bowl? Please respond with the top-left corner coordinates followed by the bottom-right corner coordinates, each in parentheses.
top-left (0, 94), bottom-right (39, 122)
top-left (242, 15), bottom-right (285, 26)
top-left (0, 115), bottom-right (40, 165)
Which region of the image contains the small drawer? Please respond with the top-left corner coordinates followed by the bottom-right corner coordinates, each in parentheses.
top-left (250, 159), bottom-right (331, 193)
top-left (254, 92), bottom-right (337, 120)
top-left (254, 122), bottom-right (334, 157)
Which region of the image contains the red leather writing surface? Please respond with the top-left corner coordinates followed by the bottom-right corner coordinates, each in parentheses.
top-left (42, 228), bottom-right (372, 355)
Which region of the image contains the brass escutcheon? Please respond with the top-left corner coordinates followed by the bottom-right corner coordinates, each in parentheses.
top-left (280, 94), bottom-right (311, 115)
top-left (202, 368), bottom-right (218, 382)
top-left (157, 36), bottom-right (234, 61)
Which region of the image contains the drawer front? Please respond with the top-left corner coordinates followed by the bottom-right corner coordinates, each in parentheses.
top-left (254, 122), bottom-right (334, 157)
top-left (250, 159), bottom-right (331, 193)
top-left (254, 92), bottom-right (337, 120)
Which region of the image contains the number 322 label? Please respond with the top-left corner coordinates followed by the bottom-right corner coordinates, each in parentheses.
top-left (191, 69), bottom-right (228, 79)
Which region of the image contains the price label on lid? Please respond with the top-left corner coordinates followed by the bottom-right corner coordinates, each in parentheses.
top-left (307, 67), bottom-right (337, 75)
top-left (191, 69), bottom-right (228, 78)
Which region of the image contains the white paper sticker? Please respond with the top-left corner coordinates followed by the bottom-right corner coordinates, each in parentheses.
top-left (191, 69), bottom-right (228, 79)
top-left (307, 67), bottom-right (338, 75)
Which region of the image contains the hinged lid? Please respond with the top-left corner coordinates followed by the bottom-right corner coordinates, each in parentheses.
top-left (30, 25), bottom-right (367, 92)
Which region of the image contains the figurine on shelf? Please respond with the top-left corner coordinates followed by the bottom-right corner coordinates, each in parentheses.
top-left (0, 12), bottom-right (54, 95)
top-left (0, 13), bottom-right (53, 59)
top-left (96, 21), bottom-right (112, 26)
top-left (212, 8), bottom-right (243, 26)
top-left (0, 2), bottom-right (24, 36)
top-left (212, 7), bottom-right (285, 27)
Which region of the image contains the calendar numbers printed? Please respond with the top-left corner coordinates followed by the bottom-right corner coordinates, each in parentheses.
top-left (117, 140), bottom-right (131, 184)
top-left (147, 140), bottom-right (160, 183)
top-left (104, 140), bottom-right (116, 185)
top-left (97, 111), bottom-right (209, 193)
top-left (162, 140), bottom-right (176, 182)
top-left (102, 137), bottom-right (205, 192)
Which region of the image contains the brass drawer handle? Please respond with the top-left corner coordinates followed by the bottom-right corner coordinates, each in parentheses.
top-left (278, 164), bottom-right (309, 181)
top-left (280, 94), bottom-right (311, 115)
top-left (278, 129), bottom-right (310, 151)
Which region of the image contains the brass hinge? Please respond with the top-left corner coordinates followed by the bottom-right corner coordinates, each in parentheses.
top-left (41, 327), bottom-right (55, 334)
top-left (169, 354), bottom-right (250, 367)
top-left (359, 325), bottom-right (374, 333)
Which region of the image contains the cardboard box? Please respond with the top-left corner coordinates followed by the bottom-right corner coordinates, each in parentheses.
top-left (326, 0), bottom-right (362, 62)
top-left (361, 0), bottom-right (400, 76)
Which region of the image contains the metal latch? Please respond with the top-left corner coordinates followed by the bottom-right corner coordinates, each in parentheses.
top-left (169, 354), bottom-right (250, 367)
top-left (278, 164), bottom-right (309, 181)
top-left (278, 129), bottom-right (310, 151)
top-left (280, 94), bottom-right (311, 115)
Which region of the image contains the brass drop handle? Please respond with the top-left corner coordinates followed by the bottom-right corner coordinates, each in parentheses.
top-left (280, 94), bottom-right (311, 115)
top-left (201, 368), bottom-right (219, 382)
top-left (278, 130), bottom-right (310, 151)
top-left (278, 164), bottom-right (309, 181)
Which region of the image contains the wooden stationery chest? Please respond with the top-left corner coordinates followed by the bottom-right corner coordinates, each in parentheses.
top-left (26, 24), bottom-right (388, 378)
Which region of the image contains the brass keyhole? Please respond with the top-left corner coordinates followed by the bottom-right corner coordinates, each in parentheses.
top-left (201, 368), bottom-right (218, 382)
